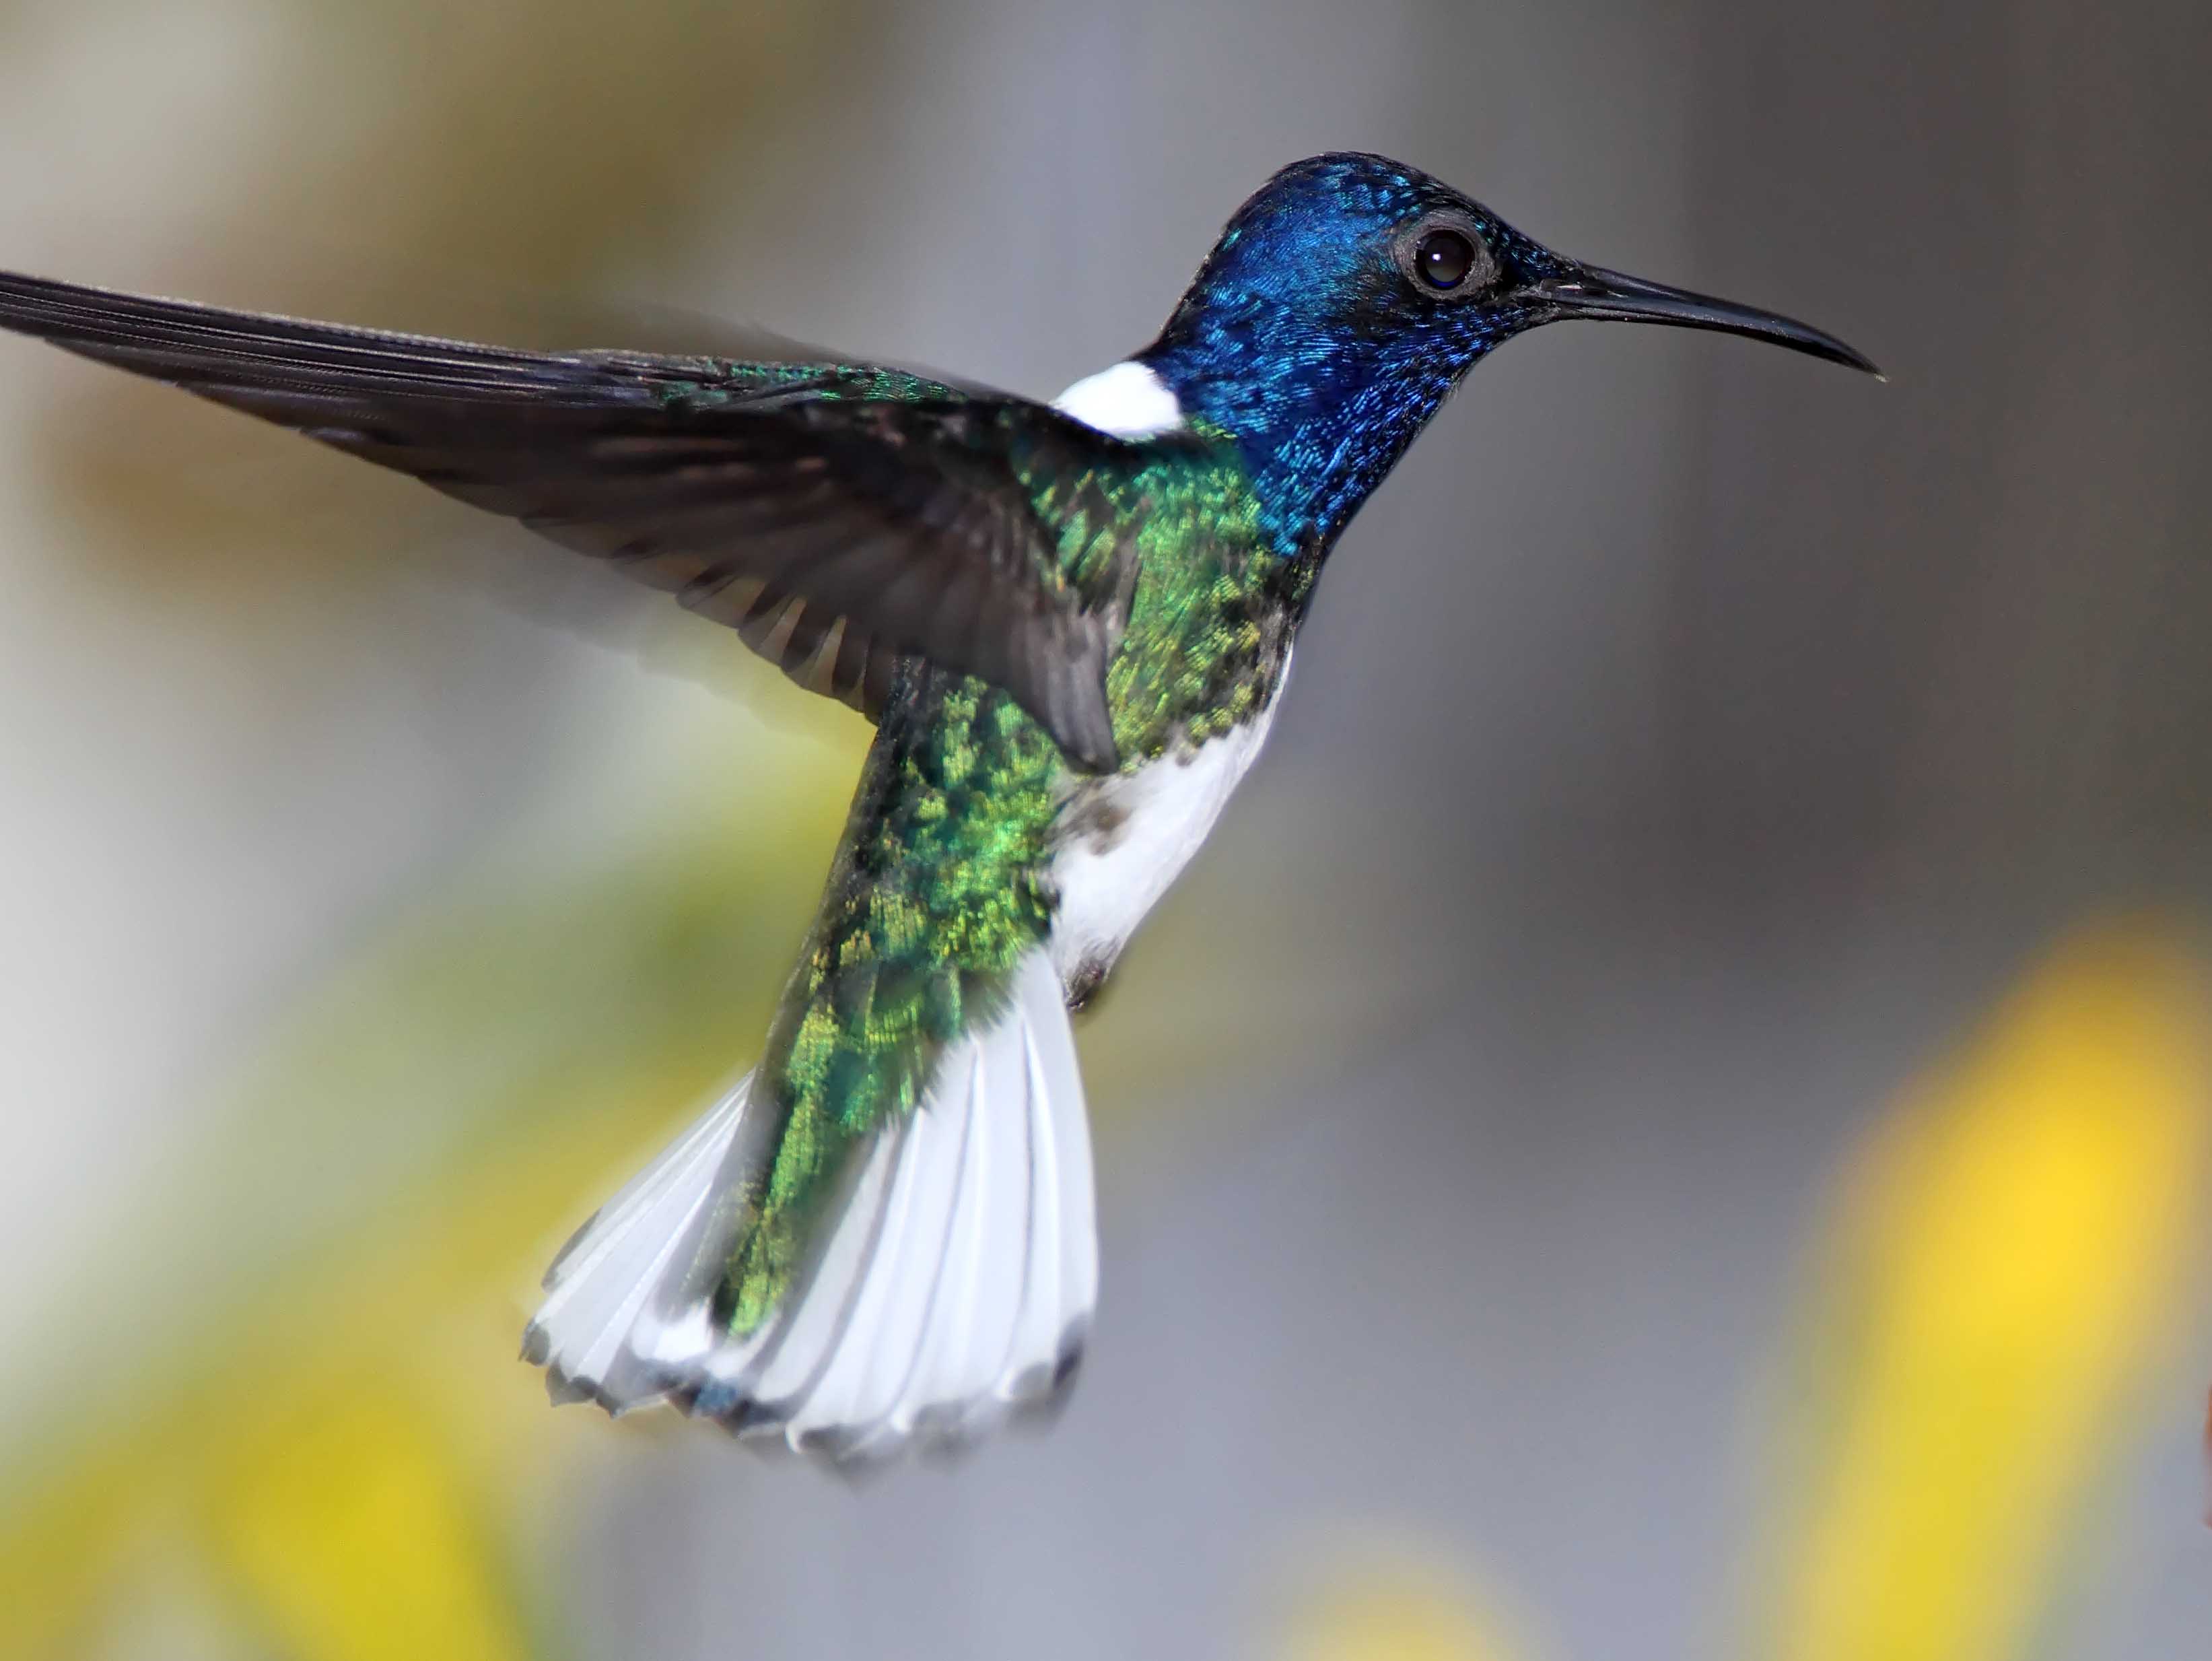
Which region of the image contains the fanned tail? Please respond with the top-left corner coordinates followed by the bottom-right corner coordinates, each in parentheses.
top-left (522, 950), bottom-right (1095, 1464)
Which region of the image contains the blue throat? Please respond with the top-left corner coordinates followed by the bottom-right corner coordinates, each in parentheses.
top-left (1141, 317), bottom-right (1508, 554)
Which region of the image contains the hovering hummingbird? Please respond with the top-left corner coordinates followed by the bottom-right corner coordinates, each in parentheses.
top-left (0, 153), bottom-right (1874, 1464)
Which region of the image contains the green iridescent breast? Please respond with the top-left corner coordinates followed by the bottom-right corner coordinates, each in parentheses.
top-left (717, 435), bottom-right (1304, 1333)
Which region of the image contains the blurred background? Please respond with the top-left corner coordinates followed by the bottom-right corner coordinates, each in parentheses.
top-left (1, 1), bottom-right (2208, 1657)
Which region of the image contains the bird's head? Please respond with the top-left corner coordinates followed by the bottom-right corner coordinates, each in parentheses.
top-left (1139, 151), bottom-right (1876, 548)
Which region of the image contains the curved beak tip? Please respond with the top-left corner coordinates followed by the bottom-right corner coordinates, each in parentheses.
top-left (1831, 346), bottom-right (1887, 381)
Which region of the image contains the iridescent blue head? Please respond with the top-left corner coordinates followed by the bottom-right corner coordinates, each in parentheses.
top-left (1138, 153), bottom-right (1875, 549)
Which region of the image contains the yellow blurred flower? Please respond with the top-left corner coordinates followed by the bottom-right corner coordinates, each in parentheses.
top-left (0, 725), bottom-right (850, 1659)
top-left (1752, 922), bottom-right (2210, 1661)
top-left (210, 1392), bottom-right (528, 1661)
top-left (1279, 1540), bottom-right (1541, 1661)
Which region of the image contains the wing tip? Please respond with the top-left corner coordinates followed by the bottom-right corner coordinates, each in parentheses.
top-left (1045, 678), bottom-right (1121, 774)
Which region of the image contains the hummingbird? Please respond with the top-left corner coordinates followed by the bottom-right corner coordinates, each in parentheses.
top-left (0, 153), bottom-right (1874, 1464)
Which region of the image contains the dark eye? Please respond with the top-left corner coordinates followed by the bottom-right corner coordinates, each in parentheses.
top-left (1393, 215), bottom-right (1497, 298)
top-left (1414, 228), bottom-right (1477, 290)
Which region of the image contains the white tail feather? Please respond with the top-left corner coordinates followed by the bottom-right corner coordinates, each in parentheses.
top-left (522, 949), bottom-right (1095, 1462)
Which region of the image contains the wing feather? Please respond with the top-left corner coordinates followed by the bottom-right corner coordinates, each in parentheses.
top-left (0, 269), bottom-right (1149, 768)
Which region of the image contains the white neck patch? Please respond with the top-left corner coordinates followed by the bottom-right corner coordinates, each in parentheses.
top-left (1051, 360), bottom-right (1184, 439)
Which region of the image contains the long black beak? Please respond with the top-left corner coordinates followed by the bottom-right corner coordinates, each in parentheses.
top-left (1534, 264), bottom-right (1880, 376)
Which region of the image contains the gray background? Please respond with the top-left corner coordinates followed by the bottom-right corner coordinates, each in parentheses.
top-left (0, 1), bottom-right (2207, 1657)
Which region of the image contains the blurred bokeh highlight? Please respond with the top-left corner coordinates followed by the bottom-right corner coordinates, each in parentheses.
top-left (1, 2), bottom-right (2207, 1658)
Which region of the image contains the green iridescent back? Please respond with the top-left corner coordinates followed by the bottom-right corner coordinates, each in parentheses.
top-left (713, 419), bottom-right (1309, 1333)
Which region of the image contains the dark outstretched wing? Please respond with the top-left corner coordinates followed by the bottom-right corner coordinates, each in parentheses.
top-left (0, 270), bottom-right (1136, 769)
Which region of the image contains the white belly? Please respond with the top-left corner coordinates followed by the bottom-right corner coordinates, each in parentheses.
top-left (1047, 669), bottom-right (1286, 996)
